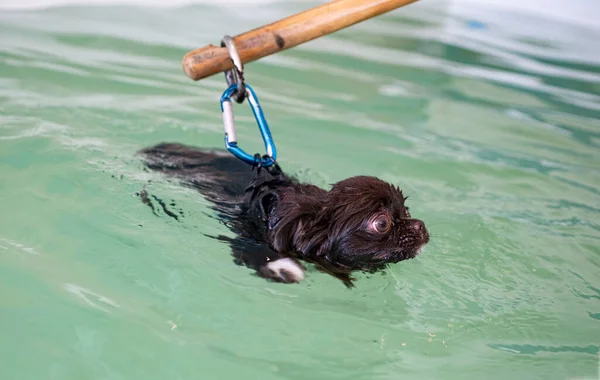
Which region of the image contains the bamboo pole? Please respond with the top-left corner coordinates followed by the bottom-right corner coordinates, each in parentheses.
top-left (182, 0), bottom-right (419, 81)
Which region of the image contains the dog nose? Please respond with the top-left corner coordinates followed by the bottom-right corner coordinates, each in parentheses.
top-left (410, 219), bottom-right (426, 233)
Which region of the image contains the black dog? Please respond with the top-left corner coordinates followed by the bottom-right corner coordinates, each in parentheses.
top-left (139, 143), bottom-right (429, 287)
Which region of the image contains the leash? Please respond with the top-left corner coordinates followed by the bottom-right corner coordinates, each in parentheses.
top-left (219, 36), bottom-right (279, 174)
top-left (187, 1), bottom-right (420, 172)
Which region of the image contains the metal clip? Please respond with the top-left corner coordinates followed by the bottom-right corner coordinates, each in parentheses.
top-left (220, 83), bottom-right (277, 167)
top-left (221, 35), bottom-right (246, 104)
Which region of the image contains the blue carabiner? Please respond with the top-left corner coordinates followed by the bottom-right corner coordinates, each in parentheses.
top-left (220, 83), bottom-right (277, 167)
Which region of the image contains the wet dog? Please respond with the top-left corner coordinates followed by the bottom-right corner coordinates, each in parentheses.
top-left (138, 143), bottom-right (429, 287)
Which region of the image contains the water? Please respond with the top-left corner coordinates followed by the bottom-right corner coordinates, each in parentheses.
top-left (1, 1), bottom-right (599, 379)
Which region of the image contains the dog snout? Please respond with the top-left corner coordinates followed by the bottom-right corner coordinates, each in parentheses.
top-left (410, 219), bottom-right (426, 233)
top-left (410, 219), bottom-right (429, 244)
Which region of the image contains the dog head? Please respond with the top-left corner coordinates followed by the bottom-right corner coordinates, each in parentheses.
top-left (297, 176), bottom-right (429, 270)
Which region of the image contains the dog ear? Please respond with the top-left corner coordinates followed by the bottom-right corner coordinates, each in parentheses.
top-left (260, 192), bottom-right (278, 218)
top-left (298, 225), bottom-right (331, 257)
top-left (271, 195), bottom-right (323, 253)
top-left (310, 257), bottom-right (355, 288)
top-left (209, 233), bottom-right (305, 283)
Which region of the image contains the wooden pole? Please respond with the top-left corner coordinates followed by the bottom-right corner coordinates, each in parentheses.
top-left (182, 0), bottom-right (419, 81)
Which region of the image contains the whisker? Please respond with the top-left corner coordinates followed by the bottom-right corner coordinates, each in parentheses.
top-left (428, 234), bottom-right (462, 243)
top-left (425, 221), bottom-right (453, 228)
top-left (428, 233), bottom-right (446, 239)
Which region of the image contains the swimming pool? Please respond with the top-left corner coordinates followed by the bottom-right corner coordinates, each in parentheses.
top-left (1, 1), bottom-right (598, 379)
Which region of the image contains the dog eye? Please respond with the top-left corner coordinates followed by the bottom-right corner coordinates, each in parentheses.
top-left (370, 215), bottom-right (391, 234)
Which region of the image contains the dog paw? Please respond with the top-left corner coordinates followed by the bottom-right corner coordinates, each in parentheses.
top-left (262, 258), bottom-right (305, 283)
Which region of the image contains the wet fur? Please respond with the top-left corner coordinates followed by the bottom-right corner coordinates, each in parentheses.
top-left (138, 143), bottom-right (429, 287)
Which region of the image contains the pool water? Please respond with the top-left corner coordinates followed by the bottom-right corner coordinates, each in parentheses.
top-left (1, 1), bottom-right (599, 379)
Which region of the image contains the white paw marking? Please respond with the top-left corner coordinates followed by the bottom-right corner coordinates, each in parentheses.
top-left (266, 258), bottom-right (305, 283)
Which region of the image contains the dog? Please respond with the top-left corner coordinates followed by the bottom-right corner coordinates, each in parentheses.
top-left (138, 143), bottom-right (429, 287)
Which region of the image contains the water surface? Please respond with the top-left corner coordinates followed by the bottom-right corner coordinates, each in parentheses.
top-left (1, 1), bottom-right (599, 379)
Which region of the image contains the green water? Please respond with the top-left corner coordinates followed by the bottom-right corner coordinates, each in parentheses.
top-left (1, 2), bottom-right (599, 379)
